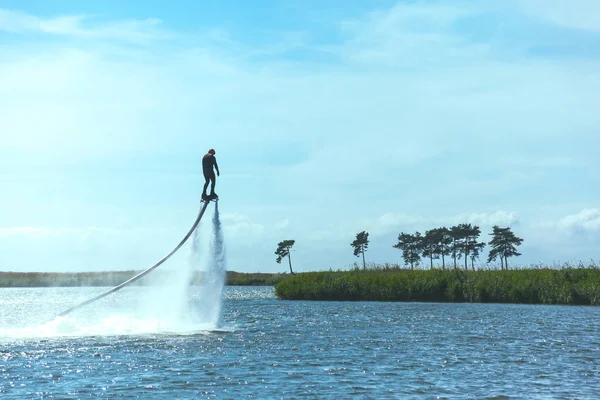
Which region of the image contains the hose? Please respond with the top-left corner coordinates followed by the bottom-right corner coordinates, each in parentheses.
top-left (53, 200), bottom-right (212, 318)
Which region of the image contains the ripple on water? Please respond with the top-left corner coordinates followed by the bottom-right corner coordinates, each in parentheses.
top-left (2, 288), bottom-right (600, 398)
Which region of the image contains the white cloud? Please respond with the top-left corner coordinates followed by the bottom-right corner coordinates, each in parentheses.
top-left (521, 0), bottom-right (600, 32)
top-left (274, 219), bottom-right (290, 230)
top-left (0, 226), bottom-right (159, 239)
top-left (0, 226), bottom-right (88, 238)
top-left (375, 213), bottom-right (422, 231)
top-left (361, 210), bottom-right (518, 237)
top-left (446, 211), bottom-right (520, 227)
top-left (0, 9), bottom-right (171, 43)
top-left (557, 209), bottom-right (600, 233)
top-left (0, 2), bottom-right (599, 271)
top-left (0, 226), bottom-right (47, 238)
top-left (337, 1), bottom-right (498, 68)
top-left (221, 214), bottom-right (265, 238)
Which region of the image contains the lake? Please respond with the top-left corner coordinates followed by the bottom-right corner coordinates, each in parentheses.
top-left (1, 286), bottom-right (599, 399)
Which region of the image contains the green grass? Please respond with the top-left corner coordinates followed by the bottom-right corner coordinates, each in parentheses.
top-left (5, 266), bottom-right (599, 306)
top-left (226, 271), bottom-right (290, 286)
top-left (274, 265), bottom-right (600, 305)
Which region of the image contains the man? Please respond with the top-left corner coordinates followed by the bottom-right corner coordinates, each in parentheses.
top-left (202, 148), bottom-right (220, 200)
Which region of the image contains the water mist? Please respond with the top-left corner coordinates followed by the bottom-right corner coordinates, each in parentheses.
top-left (193, 202), bottom-right (227, 328)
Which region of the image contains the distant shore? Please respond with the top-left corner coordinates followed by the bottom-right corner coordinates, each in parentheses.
top-left (6, 266), bottom-right (599, 306)
top-left (0, 270), bottom-right (289, 288)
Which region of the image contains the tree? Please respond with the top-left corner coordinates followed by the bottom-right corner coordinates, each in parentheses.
top-left (487, 226), bottom-right (523, 270)
top-left (449, 225), bottom-right (463, 270)
top-left (393, 232), bottom-right (422, 269)
top-left (413, 231), bottom-right (424, 267)
top-left (469, 242), bottom-right (486, 270)
top-left (275, 239), bottom-right (296, 274)
top-left (438, 227), bottom-right (453, 269)
top-left (351, 231), bottom-right (369, 270)
top-left (422, 229), bottom-right (441, 269)
top-left (457, 223), bottom-right (485, 271)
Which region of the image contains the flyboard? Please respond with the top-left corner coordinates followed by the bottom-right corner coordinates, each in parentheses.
top-left (52, 197), bottom-right (217, 320)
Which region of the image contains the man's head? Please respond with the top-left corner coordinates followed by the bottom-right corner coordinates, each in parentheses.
top-left (208, 149), bottom-right (216, 155)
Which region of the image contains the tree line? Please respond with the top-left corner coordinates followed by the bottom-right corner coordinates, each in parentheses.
top-left (275, 224), bottom-right (523, 273)
top-left (391, 224), bottom-right (522, 270)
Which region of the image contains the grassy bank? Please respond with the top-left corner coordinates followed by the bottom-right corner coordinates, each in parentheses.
top-left (0, 271), bottom-right (289, 288)
top-left (226, 271), bottom-right (289, 286)
top-left (274, 266), bottom-right (600, 305)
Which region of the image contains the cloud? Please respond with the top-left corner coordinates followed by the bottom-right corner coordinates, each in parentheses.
top-left (0, 2), bottom-right (599, 271)
top-left (273, 219), bottom-right (290, 230)
top-left (221, 214), bottom-right (265, 239)
top-left (446, 211), bottom-right (520, 227)
top-left (520, 0), bottom-right (600, 32)
top-left (372, 213), bottom-right (423, 233)
top-left (338, 1), bottom-right (486, 67)
top-left (0, 226), bottom-right (48, 238)
top-left (0, 226), bottom-right (160, 239)
top-left (556, 209), bottom-right (600, 233)
top-left (0, 226), bottom-right (89, 238)
top-left (0, 9), bottom-right (171, 43)
top-left (359, 210), bottom-right (519, 237)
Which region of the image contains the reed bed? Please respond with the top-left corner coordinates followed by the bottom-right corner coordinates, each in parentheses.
top-left (275, 265), bottom-right (600, 305)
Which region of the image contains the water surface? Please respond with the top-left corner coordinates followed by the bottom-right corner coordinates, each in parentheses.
top-left (1, 286), bottom-right (599, 398)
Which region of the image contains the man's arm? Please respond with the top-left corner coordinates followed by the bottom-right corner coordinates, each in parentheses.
top-left (214, 157), bottom-right (220, 176)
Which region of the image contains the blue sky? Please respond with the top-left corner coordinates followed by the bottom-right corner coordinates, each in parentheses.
top-left (1, 0), bottom-right (599, 273)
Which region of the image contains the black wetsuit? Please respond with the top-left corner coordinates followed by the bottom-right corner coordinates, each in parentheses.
top-left (202, 153), bottom-right (219, 197)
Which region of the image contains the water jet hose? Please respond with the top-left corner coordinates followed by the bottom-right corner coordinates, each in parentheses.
top-left (53, 200), bottom-right (212, 319)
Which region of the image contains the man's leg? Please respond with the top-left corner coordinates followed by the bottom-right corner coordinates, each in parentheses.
top-left (209, 174), bottom-right (216, 196)
top-left (202, 175), bottom-right (210, 198)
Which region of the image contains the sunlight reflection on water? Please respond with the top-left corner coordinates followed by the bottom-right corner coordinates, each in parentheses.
top-left (1, 287), bottom-right (599, 399)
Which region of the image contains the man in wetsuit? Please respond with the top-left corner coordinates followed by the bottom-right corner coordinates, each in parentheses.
top-left (202, 148), bottom-right (220, 200)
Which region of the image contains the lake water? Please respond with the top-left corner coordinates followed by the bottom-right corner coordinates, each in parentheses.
top-left (1, 286), bottom-right (599, 399)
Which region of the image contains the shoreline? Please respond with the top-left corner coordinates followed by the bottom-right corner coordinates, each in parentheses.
top-left (5, 266), bottom-right (600, 306)
top-left (274, 266), bottom-right (600, 306)
top-left (0, 270), bottom-right (288, 287)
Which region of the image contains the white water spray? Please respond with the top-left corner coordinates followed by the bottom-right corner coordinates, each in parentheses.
top-left (133, 202), bottom-right (227, 331)
top-left (0, 202), bottom-right (229, 340)
top-left (193, 202), bottom-right (227, 328)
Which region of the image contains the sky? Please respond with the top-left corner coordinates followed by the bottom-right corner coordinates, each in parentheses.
top-left (1, 0), bottom-right (599, 273)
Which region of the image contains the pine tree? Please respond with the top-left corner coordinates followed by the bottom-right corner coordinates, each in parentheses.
top-left (470, 242), bottom-right (486, 270)
top-left (275, 240), bottom-right (296, 274)
top-left (449, 225), bottom-right (463, 269)
top-left (487, 226), bottom-right (523, 270)
top-left (351, 231), bottom-right (369, 270)
top-left (393, 232), bottom-right (422, 269)
top-left (422, 229), bottom-right (441, 269)
top-left (438, 227), bottom-right (453, 269)
top-left (459, 223), bottom-right (485, 270)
